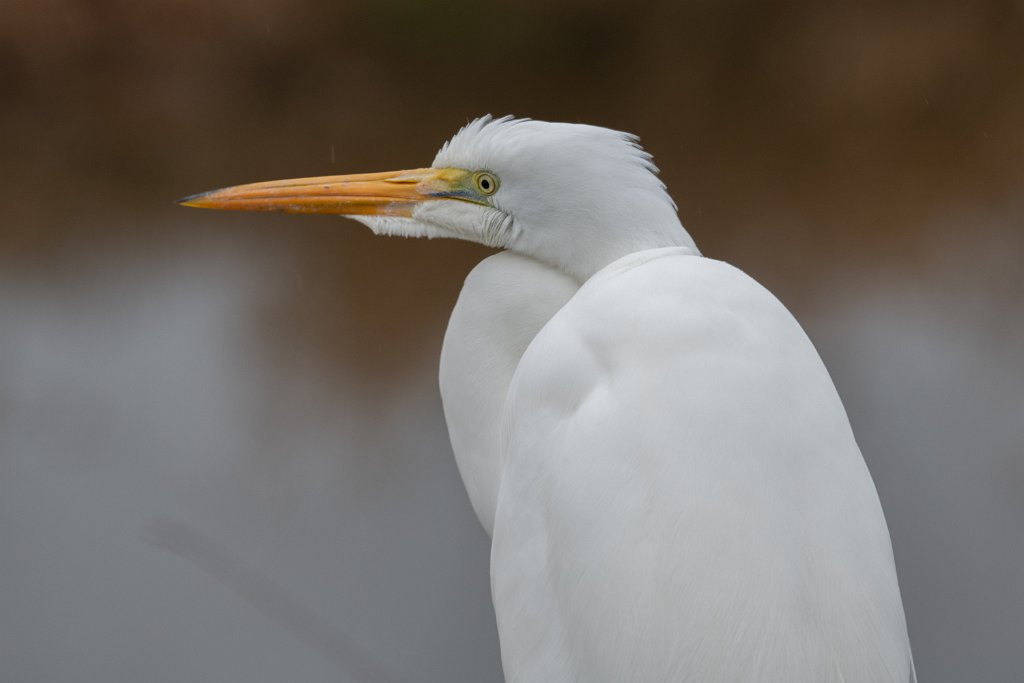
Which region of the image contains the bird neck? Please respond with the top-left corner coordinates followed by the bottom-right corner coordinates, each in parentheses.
top-left (512, 208), bottom-right (699, 282)
top-left (575, 226), bottom-right (699, 282)
top-left (439, 252), bottom-right (579, 534)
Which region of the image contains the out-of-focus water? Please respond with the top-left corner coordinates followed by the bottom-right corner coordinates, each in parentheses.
top-left (814, 218), bottom-right (1024, 683)
top-left (0, 232), bottom-right (499, 683)
top-left (0, 208), bottom-right (1020, 682)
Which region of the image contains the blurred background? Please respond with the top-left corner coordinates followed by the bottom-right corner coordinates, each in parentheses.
top-left (1, 1), bottom-right (1022, 681)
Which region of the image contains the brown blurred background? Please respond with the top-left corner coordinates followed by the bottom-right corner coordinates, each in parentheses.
top-left (1, 1), bottom-right (1022, 681)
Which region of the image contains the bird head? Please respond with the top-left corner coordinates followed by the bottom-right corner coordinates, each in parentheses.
top-left (180, 116), bottom-right (696, 280)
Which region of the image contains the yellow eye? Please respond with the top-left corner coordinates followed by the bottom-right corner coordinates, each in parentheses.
top-left (474, 172), bottom-right (498, 195)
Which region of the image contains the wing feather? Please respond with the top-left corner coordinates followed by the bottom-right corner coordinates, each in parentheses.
top-left (492, 248), bottom-right (914, 682)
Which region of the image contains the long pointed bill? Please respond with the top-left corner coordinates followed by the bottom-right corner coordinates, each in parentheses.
top-left (178, 168), bottom-right (469, 217)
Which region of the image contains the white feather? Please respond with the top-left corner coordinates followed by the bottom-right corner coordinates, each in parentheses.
top-left (432, 118), bottom-right (915, 681)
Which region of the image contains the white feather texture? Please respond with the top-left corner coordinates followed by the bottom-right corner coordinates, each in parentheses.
top-left (435, 116), bottom-right (697, 280)
top-left (431, 117), bottom-right (915, 682)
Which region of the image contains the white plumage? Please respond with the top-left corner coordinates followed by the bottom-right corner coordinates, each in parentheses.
top-left (183, 115), bottom-right (916, 682)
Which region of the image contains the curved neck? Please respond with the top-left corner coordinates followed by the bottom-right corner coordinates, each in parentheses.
top-left (439, 252), bottom-right (578, 534)
top-left (510, 205), bottom-right (699, 282)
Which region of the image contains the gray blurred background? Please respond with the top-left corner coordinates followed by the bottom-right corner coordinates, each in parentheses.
top-left (1, 1), bottom-right (1022, 681)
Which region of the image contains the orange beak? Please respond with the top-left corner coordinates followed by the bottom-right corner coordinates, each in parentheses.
top-left (178, 167), bottom-right (469, 217)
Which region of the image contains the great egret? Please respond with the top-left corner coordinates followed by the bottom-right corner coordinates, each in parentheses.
top-left (181, 116), bottom-right (915, 682)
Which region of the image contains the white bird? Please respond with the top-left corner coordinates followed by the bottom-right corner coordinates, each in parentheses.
top-left (181, 116), bottom-right (916, 682)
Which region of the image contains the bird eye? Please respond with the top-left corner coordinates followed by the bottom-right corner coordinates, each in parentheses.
top-left (474, 172), bottom-right (498, 195)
